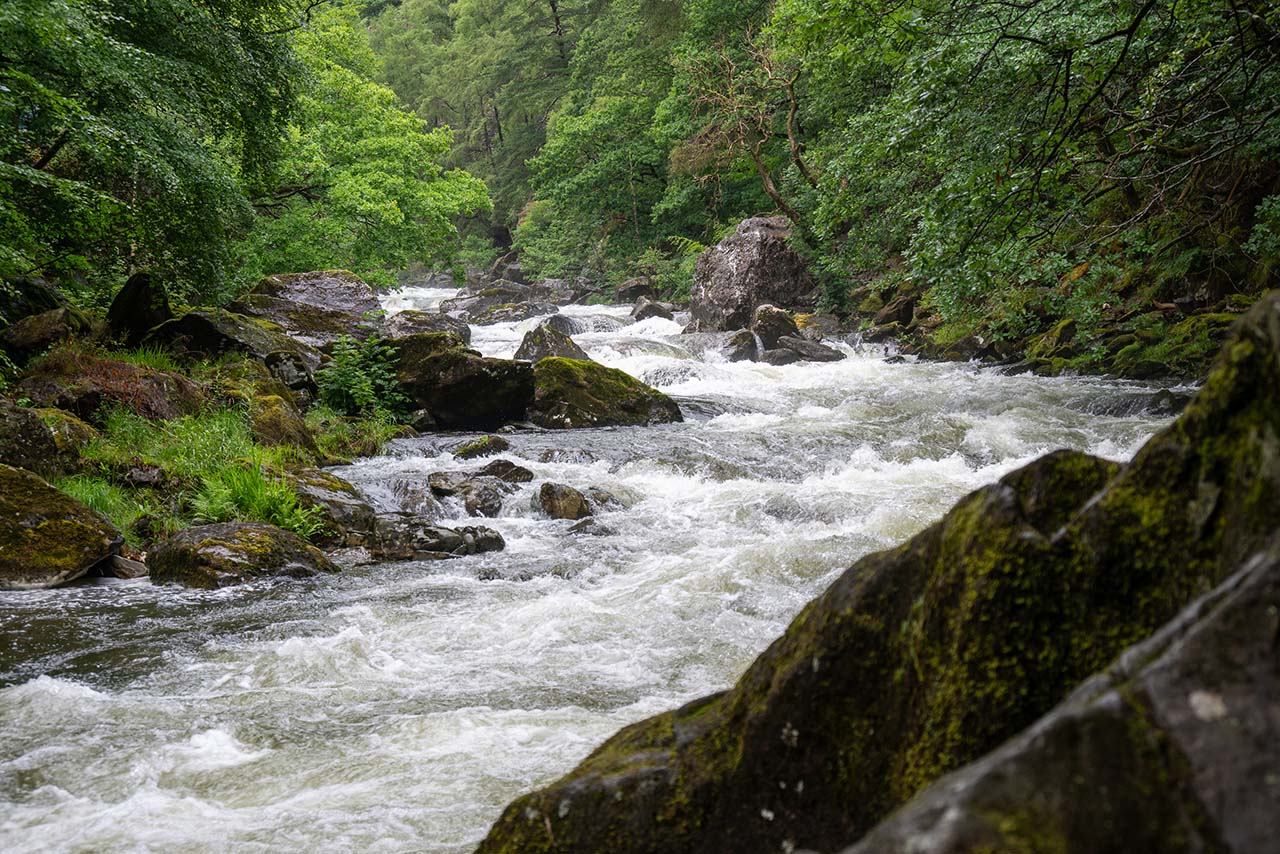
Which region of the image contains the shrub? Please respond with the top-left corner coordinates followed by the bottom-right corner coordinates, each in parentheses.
top-left (315, 334), bottom-right (407, 416)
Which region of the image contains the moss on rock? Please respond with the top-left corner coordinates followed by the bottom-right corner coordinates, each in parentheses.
top-left (529, 358), bottom-right (683, 429)
top-left (149, 521), bottom-right (337, 589)
top-left (0, 463), bottom-right (123, 589)
top-left (392, 333), bottom-right (534, 430)
top-left (17, 346), bottom-right (206, 425)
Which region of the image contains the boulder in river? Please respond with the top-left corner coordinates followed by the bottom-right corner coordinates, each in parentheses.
top-left (537, 482), bottom-right (592, 520)
top-left (470, 301), bottom-right (559, 326)
top-left (18, 347), bottom-right (206, 425)
top-left (479, 459), bottom-right (535, 484)
top-left (529, 357), bottom-right (683, 429)
top-left (759, 348), bottom-right (802, 366)
top-left (514, 323), bottom-right (591, 362)
top-left (451, 435), bottom-right (510, 460)
top-left (475, 291), bottom-right (1280, 853)
top-left (631, 297), bottom-right (674, 322)
top-left (385, 309), bottom-right (471, 344)
top-left (0, 463), bottom-right (124, 589)
top-left (689, 216), bottom-right (815, 332)
top-left (776, 334), bottom-right (845, 362)
top-left (722, 329), bottom-right (760, 362)
top-left (392, 333), bottom-right (534, 430)
top-left (0, 305), bottom-right (95, 364)
top-left (750, 304), bottom-right (799, 350)
top-left (427, 471), bottom-right (508, 518)
top-left (149, 522), bottom-right (338, 589)
top-left (285, 468), bottom-right (377, 547)
top-left (105, 272), bottom-right (174, 346)
top-left (230, 270), bottom-right (381, 349)
top-left (369, 514), bottom-right (505, 560)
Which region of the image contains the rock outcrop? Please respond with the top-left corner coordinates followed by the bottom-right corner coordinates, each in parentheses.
top-left (515, 323), bottom-right (591, 362)
top-left (18, 347), bottom-right (205, 424)
top-left (106, 272), bottom-right (174, 346)
top-left (285, 468), bottom-right (377, 547)
top-left (0, 464), bottom-right (124, 589)
top-left (385, 309), bottom-right (471, 343)
top-left (391, 333), bottom-right (534, 430)
top-left (0, 305), bottom-right (94, 364)
top-left (529, 358), bottom-right (683, 429)
top-left (145, 309), bottom-right (321, 394)
top-left (688, 216), bottom-right (814, 332)
top-left (0, 276), bottom-right (67, 327)
top-left (230, 270), bottom-right (381, 349)
top-left (476, 291), bottom-right (1280, 854)
top-left (149, 522), bottom-right (337, 588)
top-left (0, 401), bottom-right (67, 477)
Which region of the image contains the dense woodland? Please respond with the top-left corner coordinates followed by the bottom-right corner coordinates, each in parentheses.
top-left (3, 0), bottom-right (1279, 347)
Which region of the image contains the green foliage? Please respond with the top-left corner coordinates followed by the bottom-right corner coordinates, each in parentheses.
top-left (191, 465), bottom-right (325, 538)
top-left (315, 333), bottom-right (407, 416)
top-left (304, 403), bottom-right (406, 460)
top-left (53, 474), bottom-right (162, 545)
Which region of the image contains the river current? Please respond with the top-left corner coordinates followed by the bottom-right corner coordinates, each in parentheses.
top-left (0, 290), bottom-right (1183, 852)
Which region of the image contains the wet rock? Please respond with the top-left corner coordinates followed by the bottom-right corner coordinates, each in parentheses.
top-left (795, 313), bottom-right (840, 342)
top-left (569, 518), bottom-right (615, 536)
top-left (475, 293), bottom-right (1280, 854)
top-left (391, 333), bottom-right (534, 430)
top-left (874, 284), bottom-right (919, 326)
top-left (471, 301), bottom-right (559, 326)
top-left (615, 277), bottom-right (655, 303)
top-left (103, 555), bottom-right (149, 579)
top-left (385, 309), bottom-right (471, 344)
top-left (750, 304), bottom-right (799, 350)
top-left (0, 276), bottom-right (67, 327)
top-left (759, 348), bottom-right (801, 366)
top-left (0, 400), bottom-right (65, 477)
top-left (585, 486), bottom-right (624, 512)
top-left (537, 482), bottom-right (592, 520)
top-left (777, 335), bottom-right (846, 362)
top-left (18, 347), bottom-right (205, 425)
top-left (538, 448), bottom-right (599, 465)
top-left (844, 541), bottom-right (1280, 854)
top-left (452, 435), bottom-right (511, 459)
top-left (149, 522), bottom-right (337, 589)
top-left (529, 357), bottom-right (682, 429)
top-left (105, 272), bottom-right (173, 346)
top-left (250, 394), bottom-right (318, 456)
top-left (722, 329), bottom-right (760, 362)
top-left (145, 309), bottom-right (321, 393)
top-left (1, 306), bottom-right (95, 364)
top-left (689, 216), bottom-right (815, 332)
top-left (514, 323), bottom-right (591, 362)
top-left (0, 464), bottom-right (124, 589)
top-left (369, 513), bottom-right (504, 559)
top-left (427, 472), bottom-right (508, 518)
top-left (546, 314), bottom-right (626, 336)
top-left (631, 297), bottom-right (674, 322)
top-left (440, 284), bottom-right (529, 315)
top-left (230, 270), bottom-right (381, 349)
top-left (479, 459), bottom-right (535, 484)
top-left (285, 468), bottom-right (377, 547)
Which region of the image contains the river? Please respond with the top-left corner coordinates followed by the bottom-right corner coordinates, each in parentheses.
top-left (0, 291), bottom-right (1183, 852)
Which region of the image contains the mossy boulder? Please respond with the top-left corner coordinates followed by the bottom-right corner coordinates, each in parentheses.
top-left (477, 292), bottom-right (1280, 854)
top-left (149, 522), bottom-right (337, 589)
top-left (391, 333), bottom-right (534, 430)
top-left (284, 468), bottom-right (377, 547)
top-left (0, 464), bottom-right (123, 589)
top-left (0, 400), bottom-right (64, 476)
top-left (514, 323), bottom-right (591, 362)
top-left (35, 408), bottom-right (98, 465)
top-left (451, 435), bottom-right (510, 460)
top-left (529, 358), bottom-right (682, 429)
top-left (230, 270), bottom-right (381, 349)
top-left (0, 305), bottom-right (94, 364)
top-left (0, 276), bottom-right (67, 327)
top-left (17, 347), bottom-right (205, 425)
top-left (249, 394), bottom-right (318, 456)
top-left (385, 309), bottom-right (471, 343)
top-left (105, 272), bottom-right (174, 346)
top-left (144, 308), bottom-right (321, 393)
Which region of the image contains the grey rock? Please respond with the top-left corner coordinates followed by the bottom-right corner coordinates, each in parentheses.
top-left (689, 216), bottom-right (814, 331)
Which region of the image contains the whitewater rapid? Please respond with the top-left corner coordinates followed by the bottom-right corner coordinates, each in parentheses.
top-left (0, 290), bottom-right (1184, 853)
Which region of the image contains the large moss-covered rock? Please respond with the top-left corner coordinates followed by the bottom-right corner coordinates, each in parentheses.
top-left (144, 309), bottom-right (321, 393)
top-left (529, 358), bottom-right (682, 429)
top-left (385, 309), bottom-right (471, 343)
top-left (149, 522), bottom-right (337, 589)
top-left (0, 400), bottom-right (64, 476)
top-left (284, 468), bottom-right (377, 547)
top-left (230, 270), bottom-right (382, 349)
top-left (845, 537), bottom-right (1280, 854)
top-left (18, 347), bottom-right (205, 425)
top-left (477, 292), bottom-right (1280, 854)
top-left (0, 305), bottom-right (94, 364)
top-left (0, 276), bottom-right (66, 327)
top-left (250, 394), bottom-right (318, 456)
top-left (689, 217), bottom-right (815, 332)
top-left (514, 323), bottom-right (591, 362)
top-left (0, 464), bottom-right (123, 589)
top-left (392, 333), bottom-right (534, 430)
top-left (105, 272), bottom-right (174, 346)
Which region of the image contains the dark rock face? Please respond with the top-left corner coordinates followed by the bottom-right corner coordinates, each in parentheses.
top-left (750, 304), bottom-right (799, 350)
top-left (368, 514), bottom-right (504, 560)
top-left (479, 459), bottom-right (535, 484)
top-left (689, 216), bottom-right (815, 332)
top-left (538, 482), bottom-right (591, 520)
top-left (18, 348), bottom-right (205, 425)
top-left (230, 270), bottom-right (381, 349)
top-left (529, 358), bottom-right (682, 429)
top-left (514, 324), bottom-right (591, 362)
top-left (384, 309), bottom-right (471, 344)
top-left (0, 276), bottom-right (67, 327)
top-left (776, 335), bottom-right (845, 363)
top-left (615, 278), bottom-right (654, 303)
top-left (150, 522), bottom-right (337, 589)
top-left (0, 401), bottom-right (64, 477)
top-left (286, 469), bottom-right (377, 547)
top-left (106, 272), bottom-right (173, 346)
top-left (250, 394), bottom-right (317, 455)
top-left (0, 464), bottom-right (123, 589)
top-left (631, 297), bottom-right (674, 322)
top-left (759, 348), bottom-right (801, 365)
top-left (1, 306), bottom-right (94, 364)
top-left (844, 540), bottom-right (1280, 854)
top-left (722, 329), bottom-right (760, 362)
top-left (427, 471), bottom-right (508, 518)
top-left (476, 292), bottom-right (1280, 854)
top-left (391, 333), bottom-right (534, 430)
top-left (145, 309), bottom-right (322, 393)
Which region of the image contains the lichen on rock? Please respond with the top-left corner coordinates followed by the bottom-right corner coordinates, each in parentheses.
top-left (149, 522), bottom-right (338, 589)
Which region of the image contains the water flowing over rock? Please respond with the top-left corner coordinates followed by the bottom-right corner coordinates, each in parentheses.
top-left (230, 270), bottom-right (381, 349)
top-left (479, 459), bottom-right (535, 484)
top-left (0, 464), bottom-right (123, 589)
top-left (105, 272), bottom-right (174, 346)
top-left (514, 323), bottom-right (591, 362)
top-left (451, 435), bottom-right (511, 460)
top-left (689, 216), bottom-right (815, 332)
top-left (368, 514), bottom-right (505, 560)
top-left (384, 309), bottom-right (471, 343)
top-left (529, 358), bottom-right (683, 429)
top-left (631, 297), bottom-right (673, 322)
top-left (475, 291), bottom-right (1280, 853)
top-left (149, 522), bottom-right (338, 589)
top-left (777, 334), bottom-right (845, 362)
top-left (470, 301), bottom-right (559, 326)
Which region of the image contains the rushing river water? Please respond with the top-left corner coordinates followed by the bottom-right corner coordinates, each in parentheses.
top-left (0, 290), bottom-right (1185, 853)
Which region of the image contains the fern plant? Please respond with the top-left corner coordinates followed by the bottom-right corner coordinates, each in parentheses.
top-left (315, 334), bottom-right (407, 416)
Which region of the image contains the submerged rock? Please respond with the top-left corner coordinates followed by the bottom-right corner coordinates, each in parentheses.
top-left (689, 216), bottom-right (814, 332)
top-left (230, 270), bottom-right (381, 349)
top-left (537, 482), bottom-right (592, 520)
top-left (530, 358), bottom-right (682, 429)
top-left (476, 292), bottom-right (1280, 853)
top-left (514, 323), bottom-right (591, 362)
top-left (0, 464), bottom-right (123, 589)
top-left (149, 522), bottom-right (337, 589)
top-left (106, 272), bottom-right (174, 346)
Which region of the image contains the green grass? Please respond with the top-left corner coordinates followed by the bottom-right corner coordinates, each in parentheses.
top-left (106, 345), bottom-right (186, 374)
top-left (305, 404), bottom-right (406, 461)
top-left (52, 474), bottom-right (169, 546)
top-left (191, 465), bottom-right (326, 539)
